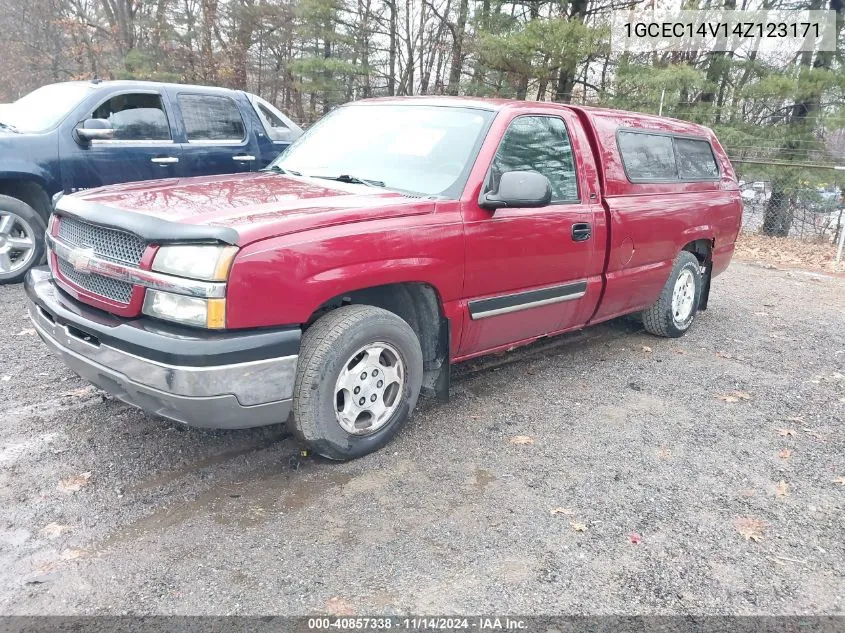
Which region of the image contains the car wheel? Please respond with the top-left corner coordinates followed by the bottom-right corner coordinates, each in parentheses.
top-left (0, 195), bottom-right (46, 285)
top-left (292, 305), bottom-right (424, 460)
top-left (642, 251), bottom-right (703, 338)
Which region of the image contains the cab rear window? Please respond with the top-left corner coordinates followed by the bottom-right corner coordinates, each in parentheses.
top-left (674, 137), bottom-right (719, 180)
top-left (617, 130), bottom-right (719, 183)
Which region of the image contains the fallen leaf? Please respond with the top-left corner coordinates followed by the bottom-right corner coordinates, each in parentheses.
top-left (715, 390), bottom-right (752, 402)
top-left (509, 435), bottom-right (534, 445)
top-left (785, 416), bottom-right (804, 423)
top-left (715, 351), bottom-right (733, 359)
top-left (16, 328), bottom-right (35, 336)
top-left (735, 517), bottom-right (765, 542)
top-left (778, 449), bottom-right (792, 459)
top-left (775, 481), bottom-right (789, 497)
top-left (62, 386), bottom-right (95, 398)
top-left (58, 472), bottom-right (92, 494)
top-left (831, 476), bottom-right (845, 486)
top-left (629, 533), bottom-right (642, 544)
top-left (40, 523), bottom-right (73, 538)
top-left (658, 447), bottom-right (672, 460)
top-left (570, 521), bottom-right (587, 532)
top-left (641, 345), bottom-right (653, 353)
top-left (803, 428), bottom-right (823, 440)
top-left (324, 597), bottom-right (356, 616)
top-left (550, 507), bottom-right (575, 516)
top-left (675, 348), bottom-right (687, 355)
top-left (59, 548), bottom-right (86, 561)
top-left (777, 428), bottom-right (796, 437)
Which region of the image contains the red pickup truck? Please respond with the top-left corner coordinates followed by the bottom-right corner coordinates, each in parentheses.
top-left (25, 97), bottom-right (742, 460)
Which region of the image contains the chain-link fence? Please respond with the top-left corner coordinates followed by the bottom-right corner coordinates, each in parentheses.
top-left (739, 179), bottom-right (845, 244)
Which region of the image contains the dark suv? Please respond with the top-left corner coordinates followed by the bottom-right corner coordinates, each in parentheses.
top-left (0, 80), bottom-right (302, 283)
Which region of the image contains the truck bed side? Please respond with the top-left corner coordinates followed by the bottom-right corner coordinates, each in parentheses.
top-left (569, 106), bottom-right (742, 325)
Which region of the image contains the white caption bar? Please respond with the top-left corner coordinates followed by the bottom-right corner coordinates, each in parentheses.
top-left (610, 10), bottom-right (837, 54)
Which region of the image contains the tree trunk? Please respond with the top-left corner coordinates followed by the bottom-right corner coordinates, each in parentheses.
top-left (470, 0), bottom-right (491, 89)
top-left (761, 0), bottom-right (840, 235)
top-left (446, 0), bottom-right (469, 95)
top-left (359, 0), bottom-right (373, 97)
top-left (386, 0), bottom-right (397, 95)
top-left (553, 0), bottom-right (587, 102)
top-left (201, 0), bottom-right (219, 83)
top-left (322, 33), bottom-right (332, 114)
top-left (762, 182), bottom-right (792, 237)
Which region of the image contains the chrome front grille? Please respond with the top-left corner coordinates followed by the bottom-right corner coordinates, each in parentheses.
top-left (58, 216), bottom-right (147, 266)
top-left (58, 258), bottom-right (134, 304)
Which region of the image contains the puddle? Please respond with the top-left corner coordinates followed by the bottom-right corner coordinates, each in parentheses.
top-left (92, 468), bottom-right (353, 551)
top-left (129, 434), bottom-right (289, 492)
top-left (473, 468), bottom-right (496, 492)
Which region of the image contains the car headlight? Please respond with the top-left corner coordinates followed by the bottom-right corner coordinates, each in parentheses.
top-left (142, 289), bottom-right (226, 329)
top-left (152, 245), bottom-right (238, 281)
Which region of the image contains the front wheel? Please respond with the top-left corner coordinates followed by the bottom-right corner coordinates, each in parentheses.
top-left (0, 195), bottom-right (46, 285)
top-left (642, 251), bottom-right (703, 338)
top-left (291, 305), bottom-right (424, 460)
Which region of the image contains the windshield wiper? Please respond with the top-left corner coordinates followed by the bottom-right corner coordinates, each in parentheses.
top-left (313, 174), bottom-right (386, 188)
top-left (260, 165), bottom-right (302, 176)
top-left (0, 121), bottom-right (19, 133)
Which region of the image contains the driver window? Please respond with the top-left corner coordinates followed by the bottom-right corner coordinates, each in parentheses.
top-left (487, 116), bottom-right (578, 202)
top-left (91, 93), bottom-right (171, 141)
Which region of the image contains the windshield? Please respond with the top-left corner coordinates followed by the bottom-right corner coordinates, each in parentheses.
top-left (0, 83), bottom-right (95, 133)
top-left (272, 104), bottom-right (494, 196)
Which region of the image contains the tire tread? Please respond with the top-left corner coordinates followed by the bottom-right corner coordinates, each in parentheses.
top-left (642, 251), bottom-right (701, 338)
top-left (292, 305), bottom-right (422, 460)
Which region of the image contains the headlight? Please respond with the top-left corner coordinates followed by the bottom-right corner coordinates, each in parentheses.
top-left (142, 289), bottom-right (226, 329)
top-left (152, 245), bottom-right (238, 281)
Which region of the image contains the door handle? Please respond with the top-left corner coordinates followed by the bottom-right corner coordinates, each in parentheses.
top-left (571, 223), bottom-right (592, 242)
top-left (233, 154), bottom-right (256, 162)
top-left (151, 156), bottom-right (179, 165)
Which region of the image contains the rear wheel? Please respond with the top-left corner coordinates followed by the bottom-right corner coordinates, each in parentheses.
top-left (642, 251), bottom-right (703, 338)
top-left (0, 195), bottom-right (45, 285)
top-left (292, 305), bottom-right (424, 460)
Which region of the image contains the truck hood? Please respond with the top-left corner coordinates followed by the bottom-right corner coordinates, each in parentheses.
top-left (64, 172), bottom-right (435, 245)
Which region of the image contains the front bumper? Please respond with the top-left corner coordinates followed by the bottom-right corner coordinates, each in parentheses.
top-left (25, 267), bottom-right (300, 429)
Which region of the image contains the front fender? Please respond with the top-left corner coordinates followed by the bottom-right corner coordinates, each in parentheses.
top-left (0, 132), bottom-right (61, 195)
top-left (225, 219), bottom-right (465, 329)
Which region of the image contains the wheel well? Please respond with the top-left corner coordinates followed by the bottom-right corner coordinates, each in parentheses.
top-left (682, 238), bottom-right (712, 265)
top-left (682, 238), bottom-right (713, 310)
top-left (0, 180), bottom-right (52, 222)
top-left (306, 282), bottom-right (450, 401)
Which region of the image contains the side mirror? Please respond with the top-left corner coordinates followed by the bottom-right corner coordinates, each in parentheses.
top-left (76, 118), bottom-right (114, 142)
top-left (479, 170), bottom-right (552, 210)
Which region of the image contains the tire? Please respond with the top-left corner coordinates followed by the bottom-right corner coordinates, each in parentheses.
top-left (642, 251), bottom-right (703, 338)
top-left (0, 195), bottom-right (46, 285)
top-left (292, 305), bottom-right (424, 461)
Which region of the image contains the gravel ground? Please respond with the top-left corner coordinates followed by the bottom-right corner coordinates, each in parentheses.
top-left (0, 262), bottom-right (843, 616)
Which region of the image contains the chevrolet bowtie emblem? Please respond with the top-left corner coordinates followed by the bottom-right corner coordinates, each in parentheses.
top-left (67, 247), bottom-right (95, 274)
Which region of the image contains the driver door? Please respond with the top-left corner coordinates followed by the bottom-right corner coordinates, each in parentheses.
top-left (63, 90), bottom-right (181, 192)
top-left (459, 112), bottom-right (601, 356)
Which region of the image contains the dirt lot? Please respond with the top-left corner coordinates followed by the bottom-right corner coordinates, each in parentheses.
top-left (1, 261), bottom-right (843, 616)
